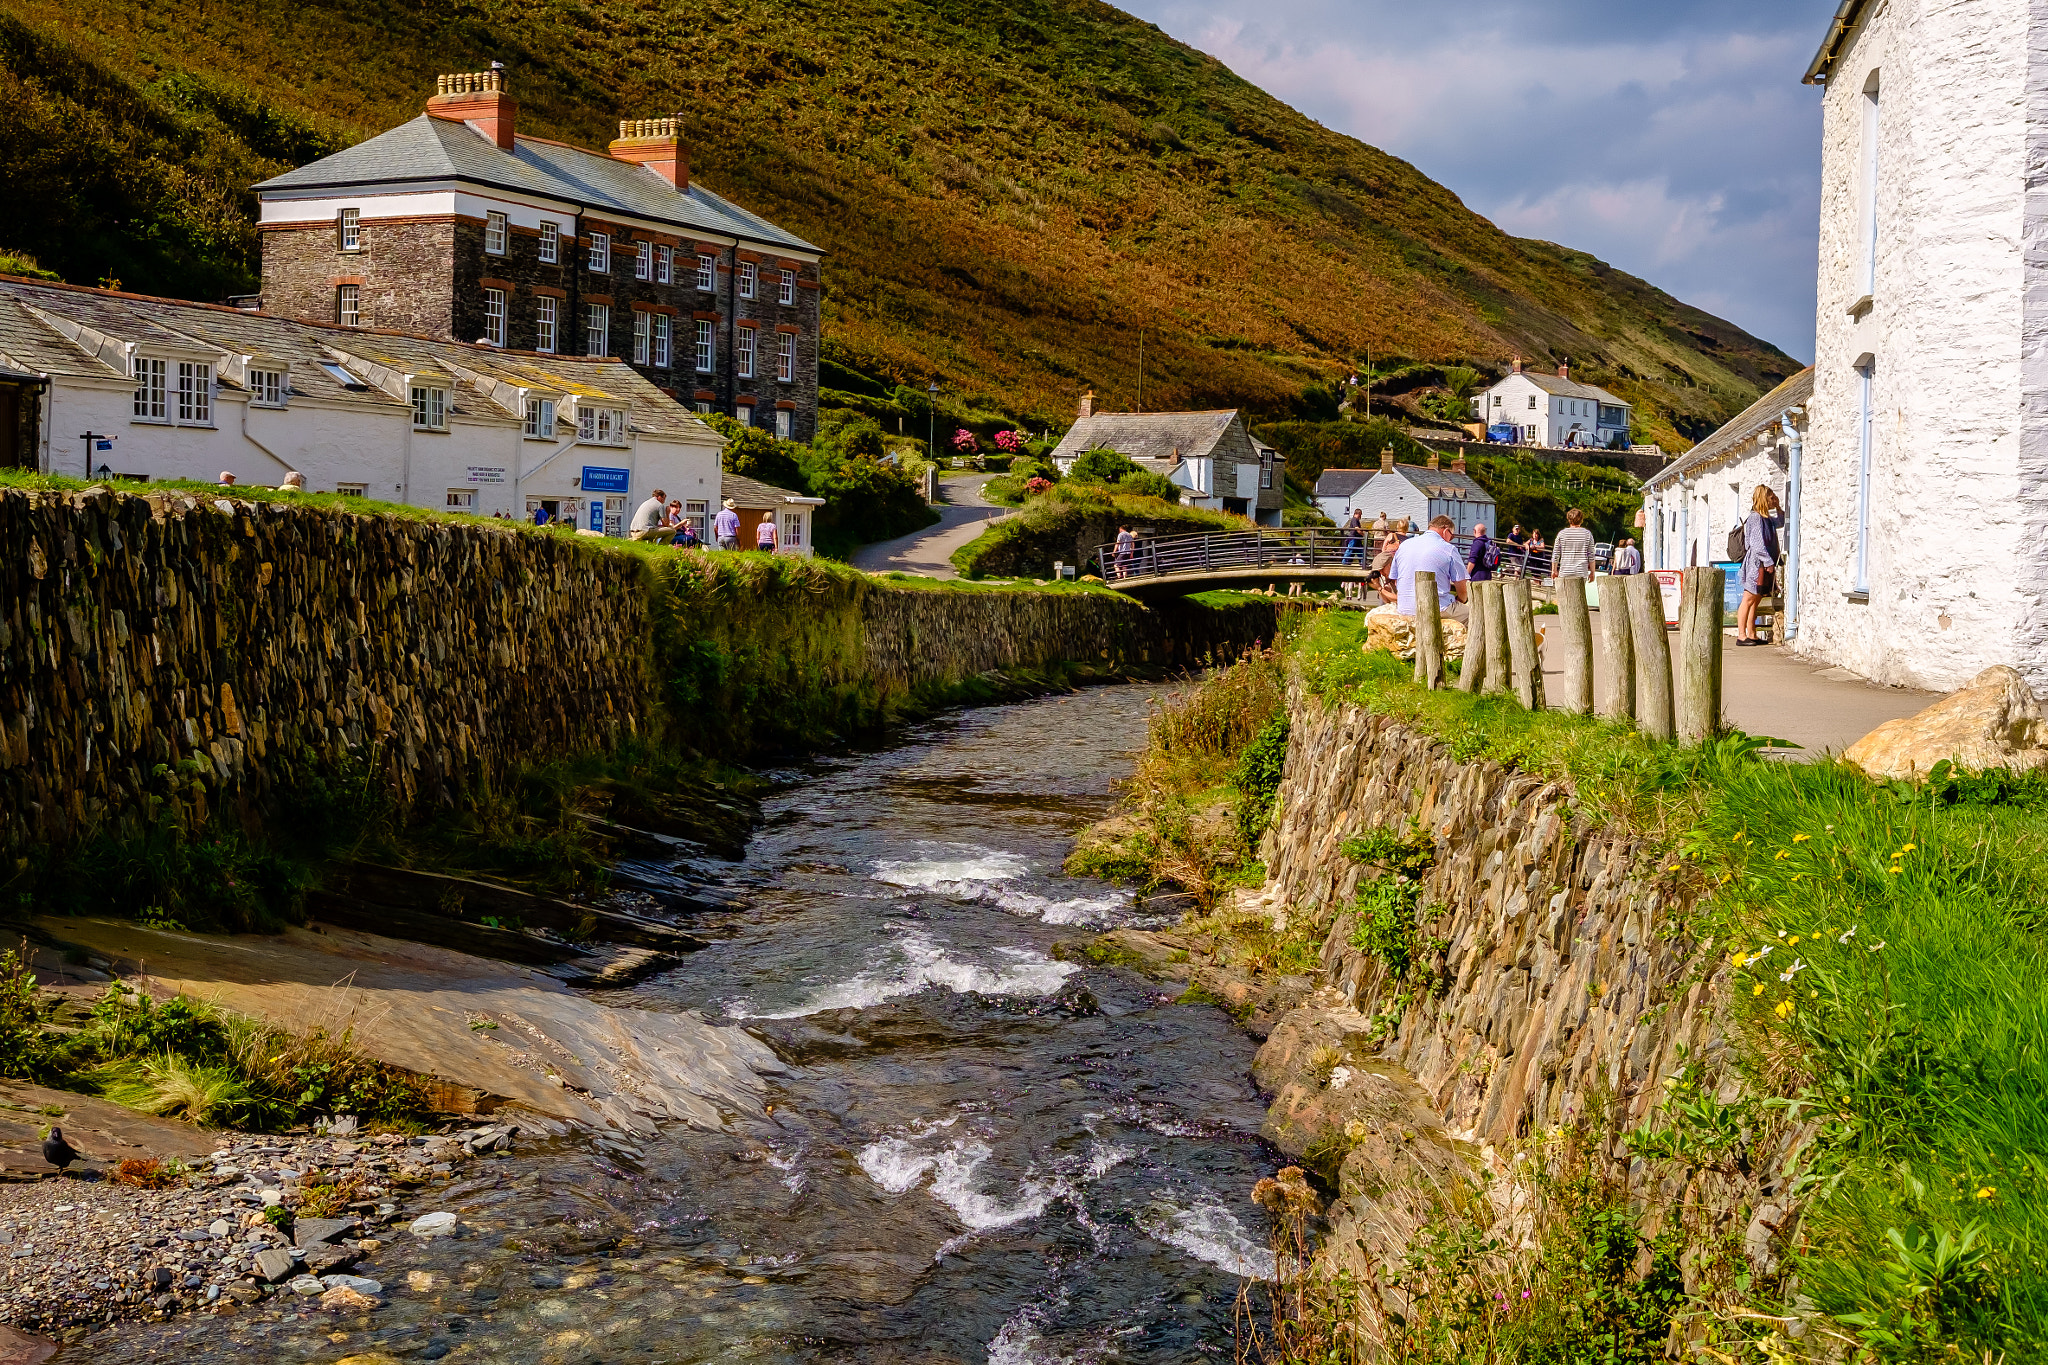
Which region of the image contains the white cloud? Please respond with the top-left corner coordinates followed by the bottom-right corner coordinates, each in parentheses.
top-left (1122, 0), bottom-right (1829, 359)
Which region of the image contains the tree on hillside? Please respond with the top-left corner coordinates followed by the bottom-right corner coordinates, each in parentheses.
top-left (708, 414), bottom-right (805, 491)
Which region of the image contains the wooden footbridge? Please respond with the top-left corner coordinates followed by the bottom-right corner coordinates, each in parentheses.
top-left (1094, 528), bottom-right (1562, 599)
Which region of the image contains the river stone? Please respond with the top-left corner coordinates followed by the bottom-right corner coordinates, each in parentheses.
top-left (302, 1244), bottom-right (359, 1276)
top-left (319, 1275), bottom-right (383, 1295)
top-left (253, 1249), bottom-right (297, 1283)
top-left (1844, 664), bottom-right (2048, 780)
top-left (288, 1275), bottom-right (327, 1296)
top-left (409, 1212), bottom-right (457, 1239)
top-left (293, 1217), bottom-right (356, 1247)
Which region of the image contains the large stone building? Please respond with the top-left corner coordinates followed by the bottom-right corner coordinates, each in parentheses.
top-left (1789, 1), bottom-right (2048, 690)
top-left (253, 71), bottom-right (823, 443)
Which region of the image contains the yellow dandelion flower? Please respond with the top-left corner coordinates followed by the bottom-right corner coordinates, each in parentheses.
top-left (1753, 983), bottom-right (1765, 996)
top-left (1900, 844), bottom-right (1917, 854)
top-left (1809, 989), bottom-right (1818, 997)
top-left (1776, 850), bottom-right (1790, 860)
top-left (1976, 1187), bottom-right (1997, 1200)
top-left (1888, 868), bottom-right (1902, 876)
top-left (1774, 1000), bottom-right (1795, 1019)
top-left (1793, 833), bottom-right (1811, 843)
top-left (1789, 936), bottom-right (1801, 946)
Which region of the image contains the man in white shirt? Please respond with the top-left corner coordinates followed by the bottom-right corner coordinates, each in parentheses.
top-left (712, 499), bottom-right (742, 550)
top-left (1550, 507), bottom-right (1597, 580)
top-left (629, 488), bottom-right (669, 541)
top-left (1380, 514), bottom-right (1471, 621)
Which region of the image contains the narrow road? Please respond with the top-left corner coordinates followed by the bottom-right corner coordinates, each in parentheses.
top-left (850, 474), bottom-right (1012, 579)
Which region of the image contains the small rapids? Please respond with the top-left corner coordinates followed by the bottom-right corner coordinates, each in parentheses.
top-left (81, 685), bottom-right (1282, 1364)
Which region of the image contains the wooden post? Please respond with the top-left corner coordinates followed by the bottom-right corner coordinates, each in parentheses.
top-left (1413, 571), bottom-right (1445, 689)
top-left (1480, 581), bottom-right (1511, 696)
top-left (1456, 577), bottom-right (1489, 693)
top-left (1554, 575), bottom-right (1592, 715)
top-left (1596, 574), bottom-right (1636, 721)
top-left (1626, 572), bottom-right (1675, 741)
top-left (1503, 578), bottom-right (1545, 710)
top-left (1677, 566), bottom-right (1725, 744)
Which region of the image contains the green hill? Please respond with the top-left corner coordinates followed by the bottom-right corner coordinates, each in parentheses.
top-left (0, 0), bottom-right (1799, 448)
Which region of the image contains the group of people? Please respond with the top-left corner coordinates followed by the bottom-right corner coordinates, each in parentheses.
top-left (1373, 506), bottom-right (1625, 621)
top-left (623, 490), bottom-right (773, 551)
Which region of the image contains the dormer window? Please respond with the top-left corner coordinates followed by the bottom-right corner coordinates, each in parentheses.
top-left (484, 211), bottom-right (508, 255)
top-left (538, 221), bottom-right (560, 264)
top-left (132, 357), bottom-right (215, 425)
top-left (132, 358), bottom-right (166, 420)
top-left (576, 406), bottom-right (627, 444)
top-left (339, 207), bottom-right (361, 251)
top-left (524, 397), bottom-right (556, 438)
top-left (411, 384), bottom-right (448, 431)
top-left (249, 368), bottom-right (287, 408)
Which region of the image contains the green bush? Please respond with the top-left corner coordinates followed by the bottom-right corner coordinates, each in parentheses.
top-left (1067, 447), bottom-right (1143, 485)
top-left (1120, 469), bottom-right (1182, 503)
top-left (1231, 712), bottom-right (1290, 849)
top-left (0, 948), bottom-right (48, 1078)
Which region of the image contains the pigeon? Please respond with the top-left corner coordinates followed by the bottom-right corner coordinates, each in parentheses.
top-left (41, 1127), bottom-right (80, 1172)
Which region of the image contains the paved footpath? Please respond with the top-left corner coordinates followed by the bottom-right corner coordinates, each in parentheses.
top-left (849, 475), bottom-right (1011, 579)
top-left (1536, 607), bottom-right (1938, 758)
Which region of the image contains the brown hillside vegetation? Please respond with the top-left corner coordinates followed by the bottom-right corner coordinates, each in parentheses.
top-left (0, 0), bottom-right (1797, 446)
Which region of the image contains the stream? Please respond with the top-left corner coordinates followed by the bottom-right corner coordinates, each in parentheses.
top-left (86, 684), bottom-right (1281, 1364)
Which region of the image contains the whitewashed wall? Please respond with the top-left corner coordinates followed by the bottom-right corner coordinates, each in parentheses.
top-left (1800, 0), bottom-right (2044, 691)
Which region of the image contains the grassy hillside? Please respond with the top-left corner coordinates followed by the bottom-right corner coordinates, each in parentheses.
top-left (0, 0), bottom-right (1798, 449)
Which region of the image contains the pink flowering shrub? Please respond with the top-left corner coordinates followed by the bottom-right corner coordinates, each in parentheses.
top-left (993, 429), bottom-right (1022, 454)
top-left (1023, 477), bottom-right (1053, 495)
top-left (951, 428), bottom-right (980, 454)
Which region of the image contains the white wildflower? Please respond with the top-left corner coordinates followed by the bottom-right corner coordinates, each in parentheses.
top-left (1778, 959), bottom-right (1807, 983)
top-left (1328, 1066), bottom-right (1354, 1092)
top-left (1838, 926), bottom-right (1857, 944)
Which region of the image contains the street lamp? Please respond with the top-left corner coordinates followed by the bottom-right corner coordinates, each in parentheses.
top-left (927, 382), bottom-right (940, 463)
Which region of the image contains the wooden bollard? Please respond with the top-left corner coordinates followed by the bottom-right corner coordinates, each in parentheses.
top-left (1413, 571), bottom-right (1445, 689)
top-left (1677, 566), bottom-right (1726, 744)
top-left (1503, 578), bottom-right (1545, 710)
top-left (1595, 574), bottom-right (1636, 721)
top-left (1480, 581), bottom-right (1511, 696)
top-left (1457, 578), bottom-right (1489, 693)
top-left (1626, 572), bottom-right (1675, 741)
top-left (1554, 575), bottom-right (1592, 716)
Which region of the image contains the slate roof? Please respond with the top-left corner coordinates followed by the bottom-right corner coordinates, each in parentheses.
top-left (720, 471), bottom-right (817, 507)
top-left (1048, 410), bottom-right (1244, 467)
top-left (1316, 464), bottom-right (1493, 503)
top-left (1643, 368), bottom-right (1813, 491)
top-left (256, 116), bottom-right (820, 255)
top-left (1497, 372), bottom-right (1629, 406)
top-left (0, 276), bottom-right (719, 439)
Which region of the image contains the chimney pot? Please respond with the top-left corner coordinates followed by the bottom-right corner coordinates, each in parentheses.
top-left (608, 115), bottom-right (690, 190)
top-left (1427, 450), bottom-right (1440, 469)
top-left (427, 70), bottom-right (518, 150)
top-left (1379, 447), bottom-right (1394, 473)
top-left (1512, 355), bottom-right (1524, 375)
top-left (1078, 389), bottom-right (1096, 420)
top-left (1451, 453), bottom-right (1467, 473)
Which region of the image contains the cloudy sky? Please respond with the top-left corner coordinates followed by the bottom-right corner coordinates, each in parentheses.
top-left (1118, 0), bottom-right (1835, 361)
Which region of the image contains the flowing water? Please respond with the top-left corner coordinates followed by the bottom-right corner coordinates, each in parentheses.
top-left (90, 685), bottom-right (1280, 1364)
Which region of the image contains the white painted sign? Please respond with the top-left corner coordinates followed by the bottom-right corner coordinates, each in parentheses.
top-left (466, 465), bottom-right (508, 484)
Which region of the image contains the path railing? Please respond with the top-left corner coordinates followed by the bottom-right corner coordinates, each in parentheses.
top-left (1092, 528), bottom-right (1613, 583)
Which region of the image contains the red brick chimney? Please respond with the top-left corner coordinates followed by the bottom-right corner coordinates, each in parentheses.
top-left (1451, 453), bottom-right (1467, 473)
top-left (1558, 361), bottom-right (1571, 379)
top-left (1511, 355), bottom-right (1524, 375)
top-left (609, 117), bottom-right (690, 190)
top-left (1379, 447), bottom-right (1394, 473)
top-left (427, 69), bottom-right (517, 151)
top-left (1078, 389), bottom-right (1096, 419)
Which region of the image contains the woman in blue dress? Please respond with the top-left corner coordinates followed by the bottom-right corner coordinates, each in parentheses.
top-left (1734, 484), bottom-right (1779, 646)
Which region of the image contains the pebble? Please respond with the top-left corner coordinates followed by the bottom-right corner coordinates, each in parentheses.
top-left (408, 1212), bottom-right (457, 1239)
top-left (0, 1128), bottom-right (504, 1331)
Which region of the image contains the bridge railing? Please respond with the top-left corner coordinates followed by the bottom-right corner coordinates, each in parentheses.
top-left (1093, 528), bottom-right (1614, 584)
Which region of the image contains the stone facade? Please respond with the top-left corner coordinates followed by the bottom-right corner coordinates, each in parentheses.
top-left (260, 217), bottom-right (458, 339)
top-left (1798, 0), bottom-right (2048, 691)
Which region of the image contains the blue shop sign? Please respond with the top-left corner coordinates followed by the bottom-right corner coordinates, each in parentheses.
top-left (590, 501), bottom-right (606, 532)
top-left (581, 466), bottom-right (631, 493)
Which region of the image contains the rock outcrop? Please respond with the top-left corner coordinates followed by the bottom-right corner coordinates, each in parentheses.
top-left (1843, 663), bottom-right (2048, 780)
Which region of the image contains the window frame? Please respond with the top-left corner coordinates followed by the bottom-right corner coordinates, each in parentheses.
top-left (634, 240), bottom-right (652, 281)
top-left (410, 384), bottom-right (449, 431)
top-left (694, 319), bottom-right (715, 373)
top-left (248, 368), bottom-right (287, 408)
top-left (337, 284), bottom-right (360, 328)
top-left (482, 287), bottom-right (507, 347)
top-left (739, 262), bottom-right (757, 299)
top-left (695, 253), bottom-right (716, 291)
top-left (335, 483), bottom-right (368, 498)
top-left (1855, 361), bottom-right (1875, 593)
top-left (484, 210), bottom-right (508, 256)
top-left (774, 408), bottom-right (793, 442)
top-left (131, 356), bottom-right (167, 421)
top-left (776, 332), bottom-right (795, 383)
top-left (537, 221), bottom-right (560, 264)
top-left (738, 326), bottom-right (756, 379)
top-left (586, 303), bottom-right (610, 358)
top-left (652, 313), bottom-right (672, 368)
top-left (535, 296), bottom-right (558, 354)
top-left (633, 309), bottom-right (651, 365)
top-left (656, 244), bottom-right (673, 284)
top-left (176, 361), bottom-right (214, 425)
top-left (1861, 76), bottom-right (1881, 299)
top-left (576, 406), bottom-right (628, 445)
top-left (587, 231), bottom-right (610, 274)
top-left (445, 488), bottom-right (476, 511)
top-left (777, 268), bottom-right (796, 305)
top-left (524, 396), bottom-right (556, 439)
top-left (339, 207), bottom-right (361, 252)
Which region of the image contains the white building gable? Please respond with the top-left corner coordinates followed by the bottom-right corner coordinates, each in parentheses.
top-left (1476, 365), bottom-right (1631, 450)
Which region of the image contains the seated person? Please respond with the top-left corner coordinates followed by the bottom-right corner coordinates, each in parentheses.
top-left (1378, 514), bottom-right (1471, 622)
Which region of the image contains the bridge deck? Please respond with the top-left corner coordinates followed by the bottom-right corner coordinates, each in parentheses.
top-left (1094, 528), bottom-right (1579, 597)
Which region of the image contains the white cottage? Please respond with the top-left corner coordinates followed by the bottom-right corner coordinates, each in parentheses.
top-left (0, 276), bottom-right (833, 551)
top-left (1788, 0), bottom-right (2048, 690)
top-left (1475, 362), bottom-right (1631, 449)
top-left (1642, 370), bottom-right (1811, 573)
top-left (1314, 449), bottom-right (1495, 536)
top-left (1046, 398), bottom-right (1282, 525)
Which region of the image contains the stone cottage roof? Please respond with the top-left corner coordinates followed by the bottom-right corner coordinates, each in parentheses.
top-left (1499, 372), bottom-right (1629, 406)
top-left (720, 471), bottom-right (818, 509)
top-left (1643, 368), bottom-right (1813, 491)
top-left (255, 116), bottom-right (820, 256)
top-left (0, 275), bottom-right (721, 442)
top-left (1048, 410), bottom-right (1247, 468)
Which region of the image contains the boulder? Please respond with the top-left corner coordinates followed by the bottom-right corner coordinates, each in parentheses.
top-left (1843, 665), bottom-right (2048, 780)
top-left (1363, 606), bottom-right (1468, 664)
top-left (252, 1248), bottom-right (297, 1284)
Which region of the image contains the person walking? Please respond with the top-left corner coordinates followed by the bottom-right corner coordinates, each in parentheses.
top-left (713, 499), bottom-right (741, 550)
top-left (1379, 514), bottom-right (1471, 621)
top-left (1340, 509), bottom-right (1364, 566)
top-left (755, 515), bottom-right (779, 552)
top-left (630, 488), bottom-right (670, 541)
top-left (1551, 508), bottom-right (1596, 581)
top-left (1113, 524), bottom-right (1136, 578)
top-left (1613, 538), bottom-right (1642, 575)
top-left (1466, 522), bottom-right (1498, 582)
top-left (1735, 484), bottom-right (1779, 646)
